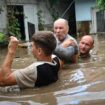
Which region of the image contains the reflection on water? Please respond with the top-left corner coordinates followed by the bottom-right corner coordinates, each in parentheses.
top-left (0, 35), bottom-right (105, 105)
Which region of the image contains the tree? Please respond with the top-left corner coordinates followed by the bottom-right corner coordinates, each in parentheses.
top-left (96, 0), bottom-right (105, 10)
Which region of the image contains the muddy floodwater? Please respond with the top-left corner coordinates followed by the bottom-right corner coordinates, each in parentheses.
top-left (0, 35), bottom-right (105, 105)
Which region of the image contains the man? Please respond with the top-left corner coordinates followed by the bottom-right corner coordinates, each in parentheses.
top-left (79, 35), bottom-right (94, 60)
top-left (53, 18), bottom-right (78, 66)
top-left (0, 31), bottom-right (61, 89)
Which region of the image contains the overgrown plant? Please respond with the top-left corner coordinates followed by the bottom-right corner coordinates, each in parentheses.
top-left (37, 10), bottom-right (45, 30)
top-left (0, 32), bottom-right (6, 42)
top-left (45, 0), bottom-right (59, 20)
top-left (96, 0), bottom-right (105, 10)
top-left (7, 7), bottom-right (21, 39)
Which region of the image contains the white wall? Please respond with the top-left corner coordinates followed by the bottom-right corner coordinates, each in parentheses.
top-left (7, 0), bottom-right (37, 4)
top-left (75, 0), bottom-right (96, 21)
top-left (37, 1), bottom-right (53, 25)
top-left (0, 1), bottom-right (7, 33)
top-left (0, 0), bottom-right (53, 39)
top-left (24, 4), bottom-right (38, 41)
top-left (91, 8), bottom-right (100, 33)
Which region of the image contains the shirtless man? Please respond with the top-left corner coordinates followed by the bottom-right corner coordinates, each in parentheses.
top-left (79, 35), bottom-right (94, 59)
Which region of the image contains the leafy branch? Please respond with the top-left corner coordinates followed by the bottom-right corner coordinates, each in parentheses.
top-left (7, 7), bottom-right (21, 39)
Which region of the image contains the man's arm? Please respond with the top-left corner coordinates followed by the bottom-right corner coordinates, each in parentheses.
top-left (54, 45), bottom-right (75, 61)
top-left (54, 39), bottom-right (78, 62)
top-left (0, 36), bottom-right (18, 86)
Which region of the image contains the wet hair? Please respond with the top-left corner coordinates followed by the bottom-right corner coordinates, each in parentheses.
top-left (32, 31), bottom-right (56, 56)
top-left (82, 35), bottom-right (94, 46)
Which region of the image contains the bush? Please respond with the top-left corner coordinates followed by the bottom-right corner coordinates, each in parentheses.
top-left (0, 32), bottom-right (6, 42)
top-left (0, 32), bottom-right (8, 47)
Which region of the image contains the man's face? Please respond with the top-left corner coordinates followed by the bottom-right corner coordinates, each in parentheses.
top-left (32, 42), bottom-right (37, 57)
top-left (32, 42), bottom-right (40, 60)
top-left (79, 36), bottom-right (93, 55)
top-left (54, 21), bottom-right (68, 41)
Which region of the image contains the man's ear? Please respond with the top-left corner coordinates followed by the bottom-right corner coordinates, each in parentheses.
top-left (38, 47), bottom-right (43, 55)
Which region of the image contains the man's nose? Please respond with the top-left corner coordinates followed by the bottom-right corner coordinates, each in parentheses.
top-left (56, 28), bottom-right (60, 33)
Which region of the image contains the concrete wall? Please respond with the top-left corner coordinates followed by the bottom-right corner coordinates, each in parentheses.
top-left (75, 0), bottom-right (96, 35)
top-left (0, 0), bottom-right (7, 33)
top-left (91, 8), bottom-right (105, 33)
top-left (37, 1), bottom-right (53, 30)
top-left (0, 0), bottom-right (54, 40)
top-left (91, 8), bottom-right (98, 33)
top-left (7, 0), bottom-right (37, 4)
top-left (24, 4), bottom-right (38, 41)
top-left (75, 0), bottom-right (96, 21)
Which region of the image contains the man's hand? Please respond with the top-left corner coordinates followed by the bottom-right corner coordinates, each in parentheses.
top-left (8, 36), bottom-right (19, 54)
top-left (61, 39), bottom-right (76, 48)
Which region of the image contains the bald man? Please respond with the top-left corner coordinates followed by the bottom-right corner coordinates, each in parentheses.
top-left (79, 35), bottom-right (94, 59)
top-left (53, 18), bottom-right (78, 66)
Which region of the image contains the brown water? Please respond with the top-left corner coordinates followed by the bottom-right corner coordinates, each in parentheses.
top-left (0, 35), bottom-right (105, 105)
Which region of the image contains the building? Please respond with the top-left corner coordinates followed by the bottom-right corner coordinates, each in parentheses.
top-left (0, 0), bottom-right (97, 41)
top-left (0, 0), bottom-right (53, 41)
top-left (75, 0), bottom-right (96, 35)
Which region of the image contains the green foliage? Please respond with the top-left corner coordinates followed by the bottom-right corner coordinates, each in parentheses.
top-left (48, 0), bottom-right (59, 7)
top-left (51, 9), bottom-right (59, 20)
top-left (37, 10), bottom-right (45, 30)
top-left (46, 0), bottom-right (60, 20)
top-left (0, 32), bottom-right (6, 42)
top-left (96, 0), bottom-right (105, 10)
top-left (0, 32), bottom-right (8, 47)
top-left (47, 0), bottom-right (71, 20)
top-left (7, 8), bottom-right (21, 39)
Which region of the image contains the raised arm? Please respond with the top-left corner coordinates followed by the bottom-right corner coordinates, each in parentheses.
top-left (0, 36), bottom-right (19, 86)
